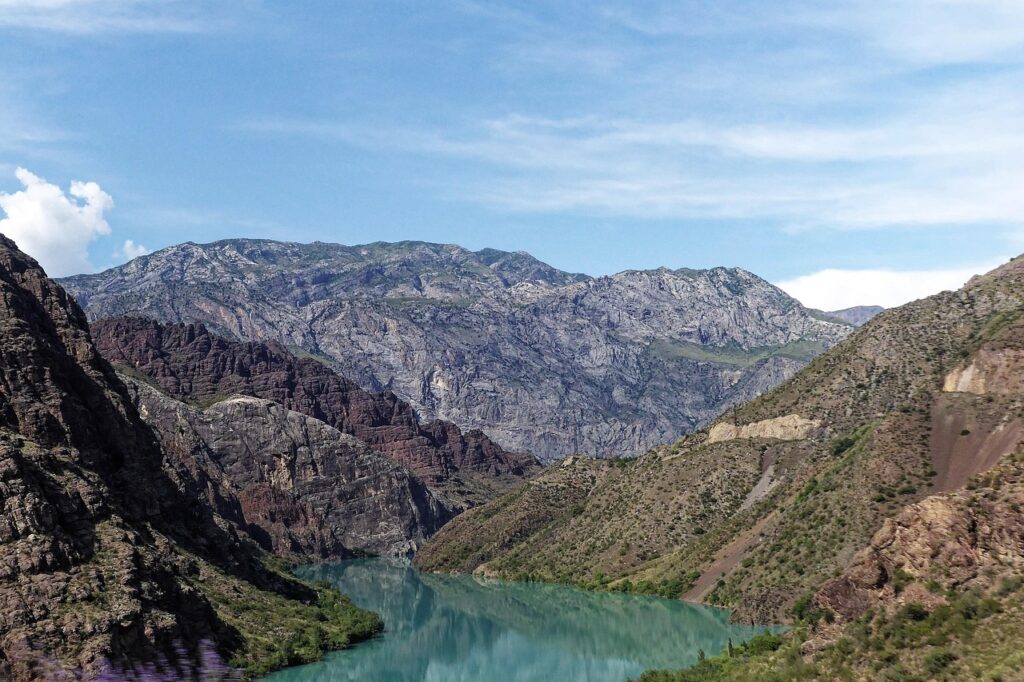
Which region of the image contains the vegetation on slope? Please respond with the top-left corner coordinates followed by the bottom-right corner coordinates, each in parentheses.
top-left (637, 452), bottom-right (1024, 681)
top-left (418, 257), bottom-right (1024, 629)
top-left (417, 441), bottom-right (763, 596)
top-left (198, 559), bottom-right (382, 676)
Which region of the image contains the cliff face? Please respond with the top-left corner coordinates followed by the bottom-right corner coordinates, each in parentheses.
top-left (91, 316), bottom-right (538, 509)
top-left (125, 378), bottom-right (453, 557)
top-left (60, 239), bottom-right (851, 462)
top-left (0, 235), bottom-right (379, 679)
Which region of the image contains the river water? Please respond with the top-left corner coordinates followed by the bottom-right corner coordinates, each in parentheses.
top-left (264, 559), bottom-right (773, 682)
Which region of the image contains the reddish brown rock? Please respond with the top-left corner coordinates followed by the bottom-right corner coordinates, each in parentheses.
top-left (92, 316), bottom-right (538, 490)
top-left (126, 380), bottom-right (455, 557)
top-left (808, 456), bottom-right (1024, 651)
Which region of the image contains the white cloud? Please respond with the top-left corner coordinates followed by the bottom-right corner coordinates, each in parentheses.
top-left (0, 167), bottom-right (113, 277)
top-left (775, 259), bottom-right (1007, 310)
top-left (115, 238), bottom-right (148, 260)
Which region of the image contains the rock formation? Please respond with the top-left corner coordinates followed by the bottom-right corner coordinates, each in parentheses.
top-left (91, 316), bottom-right (537, 510)
top-left (126, 379), bottom-right (454, 557)
top-left (61, 239), bottom-right (852, 462)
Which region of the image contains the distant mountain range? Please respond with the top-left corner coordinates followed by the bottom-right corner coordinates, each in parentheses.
top-left (61, 239), bottom-right (852, 462)
top-left (825, 305), bottom-right (885, 326)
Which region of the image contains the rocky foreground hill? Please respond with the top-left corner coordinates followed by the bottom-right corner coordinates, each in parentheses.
top-left (0, 236), bottom-right (382, 679)
top-left (61, 239), bottom-right (852, 462)
top-left (418, 257), bottom-right (1024, 681)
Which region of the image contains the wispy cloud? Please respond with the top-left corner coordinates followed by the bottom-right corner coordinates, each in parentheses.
top-left (241, 1), bottom-right (1024, 233)
top-left (817, 0), bottom-right (1024, 65)
top-left (601, 0), bottom-right (1024, 65)
top-left (0, 0), bottom-right (244, 34)
top-left (242, 76), bottom-right (1024, 228)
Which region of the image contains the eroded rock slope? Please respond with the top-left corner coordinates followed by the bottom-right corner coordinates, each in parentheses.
top-left (61, 239), bottom-right (851, 461)
top-left (126, 379), bottom-right (453, 557)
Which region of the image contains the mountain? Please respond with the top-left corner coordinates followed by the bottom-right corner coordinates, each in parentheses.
top-left (91, 316), bottom-right (537, 513)
top-left (417, 256), bottom-right (1024, 681)
top-left (827, 305), bottom-right (885, 326)
top-left (0, 235), bottom-right (381, 679)
top-left (60, 239), bottom-right (852, 462)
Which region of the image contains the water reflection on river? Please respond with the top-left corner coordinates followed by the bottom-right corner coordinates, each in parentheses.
top-left (264, 559), bottom-right (774, 682)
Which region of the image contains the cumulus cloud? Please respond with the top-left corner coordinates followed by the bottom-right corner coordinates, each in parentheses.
top-left (116, 238), bottom-right (149, 260)
top-left (775, 260), bottom-right (1007, 310)
top-left (0, 167), bottom-right (113, 277)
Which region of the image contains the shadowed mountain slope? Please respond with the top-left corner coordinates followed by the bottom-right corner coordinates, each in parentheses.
top-left (0, 235), bottom-right (380, 679)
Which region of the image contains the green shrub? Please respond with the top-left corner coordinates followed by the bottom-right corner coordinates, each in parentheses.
top-left (924, 649), bottom-right (957, 674)
top-left (900, 603), bottom-right (929, 622)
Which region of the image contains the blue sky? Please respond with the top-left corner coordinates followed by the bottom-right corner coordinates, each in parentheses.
top-left (0, 1), bottom-right (1022, 308)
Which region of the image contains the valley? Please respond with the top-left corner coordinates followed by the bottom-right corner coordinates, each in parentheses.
top-left (2, 233), bottom-right (1022, 681)
top-left (2, 3), bottom-right (1018, 679)
top-left (419, 256), bottom-right (1024, 680)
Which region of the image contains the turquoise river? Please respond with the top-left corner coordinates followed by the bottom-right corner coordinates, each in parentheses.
top-left (264, 559), bottom-right (774, 682)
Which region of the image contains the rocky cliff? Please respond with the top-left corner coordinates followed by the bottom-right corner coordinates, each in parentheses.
top-left (125, 378), bottom-right (453, 557)
top-left (91, 316), bottom-right (537, 510)
top-left (61, 239), bottom-right (852, 462)
top-left (0, 235), bottom-right (381, 679)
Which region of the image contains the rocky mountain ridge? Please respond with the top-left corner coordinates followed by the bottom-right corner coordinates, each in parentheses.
top-left (0, 235), bottom-right (381, 679)
top-left (124, 377), bottom-right (453, 558)
top-left (61, 239), bottom-right (852, 461)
